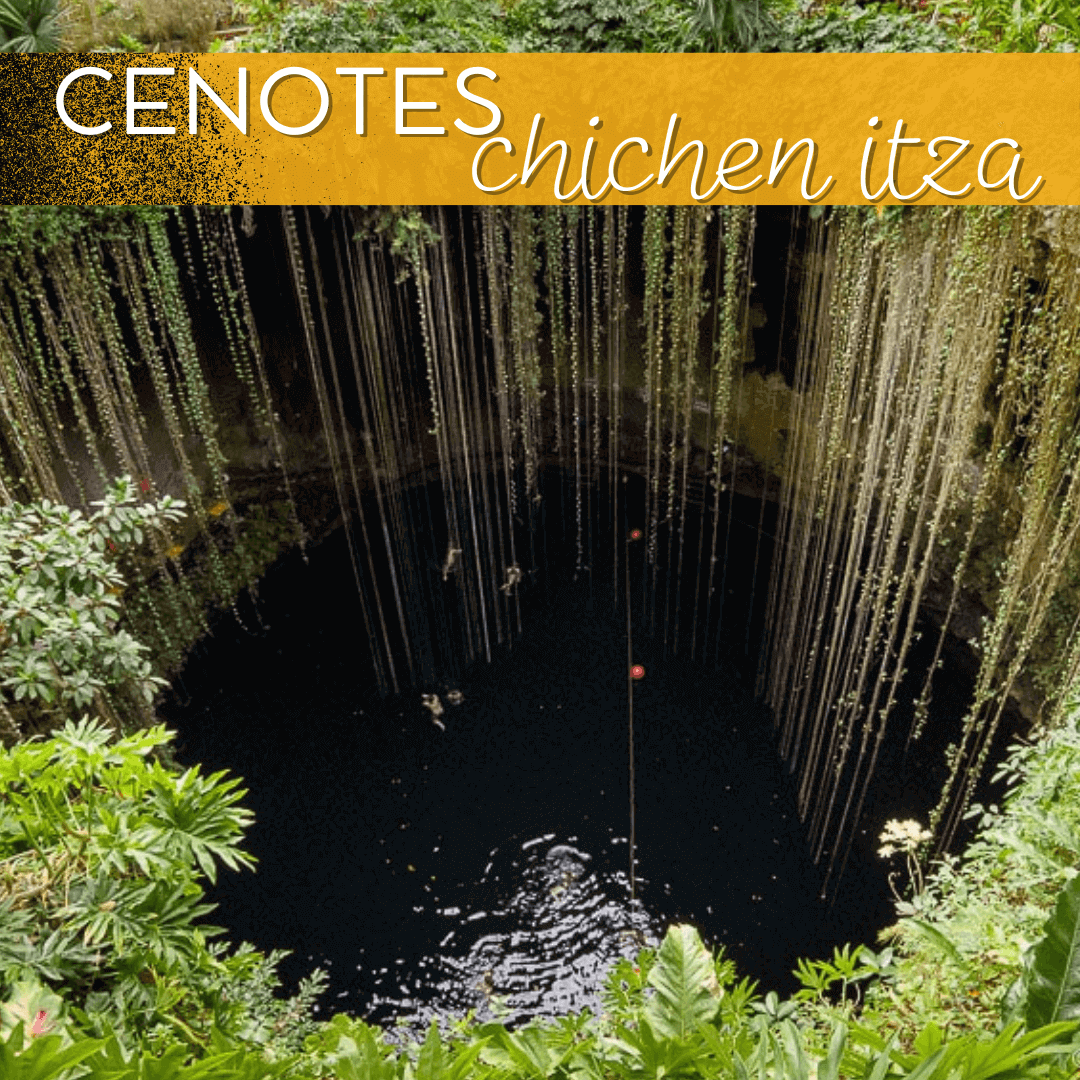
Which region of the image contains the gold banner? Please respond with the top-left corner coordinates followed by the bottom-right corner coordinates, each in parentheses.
top-left (2, 53), bottom-right (1076, 204)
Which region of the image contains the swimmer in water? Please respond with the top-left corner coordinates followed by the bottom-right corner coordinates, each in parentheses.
top-left (421, 693), bottom-right (445, 730)
top-left (500, 564), bottom-right (522, 594)
top-left (441, 545), bottom-right (461, 581)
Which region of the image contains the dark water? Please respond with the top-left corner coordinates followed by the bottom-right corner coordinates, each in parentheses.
top-left (161, 479), bottom-right (1002, 1030)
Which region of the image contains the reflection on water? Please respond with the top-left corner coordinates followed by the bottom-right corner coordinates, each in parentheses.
top-left (367, 837), bottom-right (657, 1028)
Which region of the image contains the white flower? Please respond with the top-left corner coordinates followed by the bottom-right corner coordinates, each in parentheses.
top-left (878, 819), bottom-right (932, 860)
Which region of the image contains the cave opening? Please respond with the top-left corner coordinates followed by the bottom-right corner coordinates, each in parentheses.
top-left (3, 203), bottom-right (1070, 1032)
top-left (159, 466), bottom-right (1013, 1029)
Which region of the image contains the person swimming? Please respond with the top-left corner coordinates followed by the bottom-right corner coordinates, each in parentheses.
top-left (441, 545), bottom-right (461, 581)
top-left (500, 564), bottom-right (522, 594)
top-left (421, 693), bottom-right (445, 730)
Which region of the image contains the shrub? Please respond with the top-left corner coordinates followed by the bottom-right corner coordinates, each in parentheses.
top-left (780, 4), bottom-right (953, 52)
top-left (0, 716), bottom-right (326, 1060)
top-left (940, 0), bottom-right (1080, 52)
top-left (240, 0), bottom-right (697, 53)
top-left (0, 478), bottom-right (185, 741)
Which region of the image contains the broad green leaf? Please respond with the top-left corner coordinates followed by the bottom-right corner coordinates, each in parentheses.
top-left (135, 1043), bottom-right (189, 1080)
top-left (1024, 874), bottom-right (1080, 1029)
top-left (819, 1022), bottom-right (847, 1080)
top-left (334, 1024), bottom-right (399, 1080)
top-left (645, 924), bottom-right (721, 1038)
top-left (416, 1021), bottom-right (444, 1080)
top-left (0, 1029), bottom-right (104, 1080)
top-left (491, 1025), bottom-right (577, 1079)
top-left (445, 1039), bottom-right (488, 1080)
top-left (776, 1021), bottom-right (812, 1080)
top-left (959, 1021), bottom-right (1078, 1080)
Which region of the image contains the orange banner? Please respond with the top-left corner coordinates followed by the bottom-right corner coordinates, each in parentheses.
top-left (2, 53), bottom-right (1077, 204)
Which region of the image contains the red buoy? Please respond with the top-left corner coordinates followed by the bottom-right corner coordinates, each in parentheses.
top-left (630, 528), bottom-right (643, 540)
top-left (631, 664), bottom-right (645, 680)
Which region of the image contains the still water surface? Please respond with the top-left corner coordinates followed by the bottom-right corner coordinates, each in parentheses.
top-left (163, 526), bottom-right (924, 1030)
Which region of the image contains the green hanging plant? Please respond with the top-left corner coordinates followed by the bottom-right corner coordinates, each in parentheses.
top-left (0, 0), bottom-right (61, 52)
top-left (353, 208), bottom-right (441, 283)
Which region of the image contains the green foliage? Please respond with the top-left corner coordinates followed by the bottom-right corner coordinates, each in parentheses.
top-left (511, 0), bottom-right (694, 53)
top-left (0, 0), bottom-right (60, 52)
top-left (644, 922), bottom-right (722, 1037)
top-left (1, 720), bottom-right (252, 1039)
top-left (239, 0), bottom-right (970, 53)
top-left (353, 209), bottom-right (442, 280)
top-left (936, 0), bottom-right (1079, 51)
top-left (0, 209), bottom-right (169, 257)
top-left (850, 1017), bottom-right (1078, 1080)
top-left (0, 1021), bottom-right (302, 1079)
top-left (115, 31), bottom-right (146, 50)
top-left (600, 950), bottom-right (657, 1015)
top-left (691, 0), bottom-right (784, 51)
top-left (853, 703), bottom-right (1080, 1043)
top-left (1023, 875), bottom-right (1080, 1029)
top-left (0, 1022), bottom-right (103, 1080)
top-left (0, 479), bottom-right (185, 735)
top-left (780, 3), bottom-right (951, 52)
top-left (793, 944), bottom-right (888, 1006)
top-left (0, 718), bottom-right (327, 1067)
top-left (292, 926), bottom-right (1080, 1080)
top-left (241, 0), bottom-right (520, 53)
top-left (239, 0), bottom-right (696, 54)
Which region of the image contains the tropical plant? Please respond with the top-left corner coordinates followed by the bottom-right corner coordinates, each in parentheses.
top-left (691, 0), bottom-right (782, 51)
top-left (939, 0), bottom-right (1080, 51)
top-left (0, 477), bottom-right (185, 739)
top-left (793, 944), bottom-right (888, 1010)
top-left (781, 3), bottom-right (952, 52)
top-left (296, 923), bottom-right (1080, 1080)
top-left (0, 717), bottom-right (328, 1056)
top-left (1021, 874), bottom-right (1080, 1029)
top-left (0, 0), bottom-right (60, 52)
top-left (853, 703), bottom-right (1080, 1044)
top-left (849, 1016), bottom-right (1079, 1080)
top-left (239, 0), bottom-right (694, 53)
top-left (0, 1019), bottom-right (303, 1079)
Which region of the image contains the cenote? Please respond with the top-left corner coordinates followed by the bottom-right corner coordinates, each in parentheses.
top-left (160, 471), bottom-right (1006, 1029)
top-left (3, 203), bottom-right (1074, 1035)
